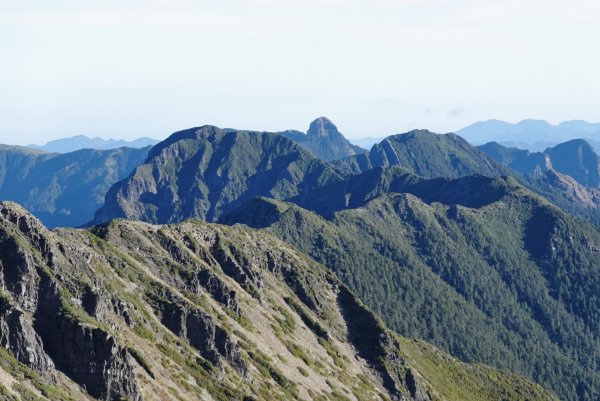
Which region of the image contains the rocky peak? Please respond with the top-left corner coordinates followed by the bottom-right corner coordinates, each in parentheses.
top-left (394, 129), bottom-right (436, 139)
top-left (146, 125), bottom-right (222, 160)
top-left (550, 138), bottom-right (595, 155)
top-left (278, 117), bottom-right (367, 162)
top-left (0, 201), bottom-right (41, 230)
top-left (307, 117), bottom-right (340, 139)
top-left (0, 201), bottom-right (50, 253)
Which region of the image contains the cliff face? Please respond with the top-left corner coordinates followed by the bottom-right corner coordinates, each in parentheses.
top-left (91, 126), bottom-right (345, 225)
top-left (0, 201), bottom-right (557, 401)
top-left (480, 139), bottom-right (600, 188)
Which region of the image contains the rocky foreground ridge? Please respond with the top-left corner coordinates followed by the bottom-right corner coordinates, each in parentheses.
top-left (0, 201), bottom-right (557, 401)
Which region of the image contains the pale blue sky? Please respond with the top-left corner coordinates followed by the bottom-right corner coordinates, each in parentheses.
top-left (1, 0), bottom-right (599, 144)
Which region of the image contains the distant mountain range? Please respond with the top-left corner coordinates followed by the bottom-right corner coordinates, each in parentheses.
top-left (22, 118), bottom-right (600, 155)
top-left (348, 119), bottom-right (600, 153)
top-left (479, 139), bottom-right (600, 188)
top-left (457, 119), bottom-right (600, 149)
top-left (27, 134), bottom-right (159, 153)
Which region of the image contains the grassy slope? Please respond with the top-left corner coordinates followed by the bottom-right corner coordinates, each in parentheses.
top-left (226, 186), bottom-right (600, 401)
top-left (0, 201), bottom-right (557, 401)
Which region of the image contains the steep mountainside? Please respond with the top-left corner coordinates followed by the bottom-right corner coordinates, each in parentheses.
top-left (27, 135), bottom-right (159, 153)
top-left (0, 144), bottom-right (150, 227)
top-left (0, 201), bottom-right (558, 401)
top-left (280, 117), bottom-right (366, 161)
top-left (584, 138), bottom-right (600, 154)
top-left (91, 126), bottom-right (346, 225)
top-left (480, 139), bottom-right (600, 187)
top-left (331, 131), bottom-right (600, 224)
top-left (225, 175), bottom-right (600, 401)
top-left (539, 169), bottom-right (600, 208)
top-left (333, 130), bottom-right (504, 177)
top-left (289, 167), bottom-right (515, 217)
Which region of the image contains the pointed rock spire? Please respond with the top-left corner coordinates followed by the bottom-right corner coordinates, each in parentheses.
top-left (307, 117), bottom-right (340, 138)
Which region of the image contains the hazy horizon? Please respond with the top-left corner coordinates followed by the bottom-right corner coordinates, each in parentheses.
top-left (13, 117), bottom-right (600, 148)
top-left (1, 0), bottom-right (599, 145)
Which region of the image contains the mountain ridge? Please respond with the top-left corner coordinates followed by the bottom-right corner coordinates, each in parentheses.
top-left (226, 176), bottom-right (600, 401)
top-left (330, 130), bottom-right (600, 225)
top-left (0, 200), bottom-right (558, 401)
top-left (91, 125), bottom-right (347, 226)
top-left (0, 144), bottom-right (150, 227)
top-left (333, 130), bottom-right (504, 178)
top-left (479, 139), bottom-right (600, 188)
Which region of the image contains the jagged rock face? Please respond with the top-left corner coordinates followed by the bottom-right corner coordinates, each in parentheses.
top-left (280, 117), bottom-right (367, 162)
top-left (0, 202), bottom-right (141, 401)
top-left (0, 300), bottom-right (54, 373)
top-left (91, 126), bottom-right (345, 225)
top-left (542, 169), bottom-right (600, 209)
top-left (0, 201), bottom-right (557, 401)
top-left (150, 290), bottom-right (248, 377)
top-left (308, 117), bottom-right (339, 139)
top-left (0, 144), bottom-right (150, 227)
top-left (479, 139), bottom-right (600, 188)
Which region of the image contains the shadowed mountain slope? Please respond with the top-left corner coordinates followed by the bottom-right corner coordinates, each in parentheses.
top-left (225, 174), bottom-right (600, 401)
top-left (0, 144), bottom-right (150, 227)
top-left (91, 126), bottom-right (346, 225)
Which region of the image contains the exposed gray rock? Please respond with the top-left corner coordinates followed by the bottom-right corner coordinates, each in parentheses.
top-left (153, 294), bottom-right (248, 377)
top-left (0, 299), bottom-right (54, 374)
top-left (280, 117), bottom-right (367, 162)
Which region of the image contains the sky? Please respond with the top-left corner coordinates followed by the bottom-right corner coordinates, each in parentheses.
top-left (1, 0), bottom-right (599, 145)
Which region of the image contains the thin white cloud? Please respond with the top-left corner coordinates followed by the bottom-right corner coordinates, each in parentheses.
top-left (448, 108), bottom-right (467, 118)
